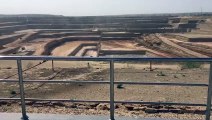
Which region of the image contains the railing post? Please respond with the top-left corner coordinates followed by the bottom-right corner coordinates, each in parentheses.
top-left (52, 60), bottom-right (54, 71)
top-left (206, 62), bottom-right (212, 120)
top-left (150, 61), bottom-right (153, 71)
top-left (17, 59), bottom-right (28, 120)
top-left (109, 60), bottom-right (115, 120)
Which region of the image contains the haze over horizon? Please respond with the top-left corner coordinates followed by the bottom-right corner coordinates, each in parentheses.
top-left (0, 0), bottom-right (212, 16)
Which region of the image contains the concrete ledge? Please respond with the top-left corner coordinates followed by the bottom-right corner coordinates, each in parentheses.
top-left (0, 113), bottom-right (179, 120)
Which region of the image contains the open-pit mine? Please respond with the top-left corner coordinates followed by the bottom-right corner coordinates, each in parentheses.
top-left (1, 14), bottom-right (212, 120)
top-left (1, 15), bottom-right (212, 57)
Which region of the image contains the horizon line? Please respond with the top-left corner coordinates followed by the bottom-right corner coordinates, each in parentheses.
top-left (0, 12), bottom-right (212, 17)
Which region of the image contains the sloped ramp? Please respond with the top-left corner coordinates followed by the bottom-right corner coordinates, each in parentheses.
top-left (0, 113), bottom-right (181, 120)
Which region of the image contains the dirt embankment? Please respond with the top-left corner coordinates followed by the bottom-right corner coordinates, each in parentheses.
top-left (170, 39), bottom-right (212, 57)
top-left (156, 34), bottom-right (208, 58)
top-left (136, 34), bottom-right (183, 57)
top-left (136, 34), bottom-right (209, 58)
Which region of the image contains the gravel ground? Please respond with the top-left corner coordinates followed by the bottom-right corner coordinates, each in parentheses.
top-left (0, 63), bottom-right (211, 119)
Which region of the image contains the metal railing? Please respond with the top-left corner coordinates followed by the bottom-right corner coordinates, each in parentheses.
top-left (0, 56), bottom-right (212, 120)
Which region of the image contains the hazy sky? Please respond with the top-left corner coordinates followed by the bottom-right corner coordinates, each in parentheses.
top-left (0, 0), bottom-right (212, 16)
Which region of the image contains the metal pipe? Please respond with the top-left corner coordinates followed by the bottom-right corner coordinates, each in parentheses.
top-left (0, 56), bottom-right (212, 62)
top-left (114, 82), bottom-right (208, 87)
top-left (17, 59), bottom-right (28, 120)
top-left (0, 80), bottom-right (19, 83)
top-left (110, 60), bottom-right (115, 120)
top-left (0, 79), bottom-right (208, 87)
top-left (206, 62), bottom-right (212, 120)
top-left (24, 80), bottom-right (110, 84)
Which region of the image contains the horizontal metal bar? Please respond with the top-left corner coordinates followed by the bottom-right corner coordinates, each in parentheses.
top-left (0, 98), bottom-right (109, 103)
top-left (0, 80), bottom-right (18, 83)
top-left (24, 80), bottom-right (110, 84)
top-left (0, 79), bottom-right (208, 87)
top-left (0, 56), bottom-right (212, 62)
top-left (0, 98), bottom-right (206, 107)
top-left (114, 82), bottom-right (209, 87)
top-left (0, 98), bottom-right (20, 100)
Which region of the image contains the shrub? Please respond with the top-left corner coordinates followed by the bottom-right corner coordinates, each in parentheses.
top-left (10, 90), bottom-right (17, 95)
top-left (181, 62), bottom-right (201, 69)
top-left (26, 62), bottom-right (33, 69)
top-left (173, 75), bottom-right (178, 78)
top-left (117, 84), bottom-right (124, 89)
top-left (157, 71), bottom-right (166, 76)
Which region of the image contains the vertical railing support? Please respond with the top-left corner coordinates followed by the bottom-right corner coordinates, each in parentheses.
top-left (150, 61), bottom-right (153, 71)
top-left (52, 60), bottom-right (54, 72)
top-left (109, 60), bottom-right (115, 120)
top-left (17, 59), bottom-right (28, 120)
top-left (206, 62), bottom-right (212, 120)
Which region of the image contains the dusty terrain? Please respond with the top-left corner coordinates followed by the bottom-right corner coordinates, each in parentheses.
top-left (0, 60), bottom-right (210, 119)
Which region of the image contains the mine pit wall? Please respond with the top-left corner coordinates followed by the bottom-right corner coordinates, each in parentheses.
top-left (129, 19), bottom-right (169, 24)
top-left (41, 40), bottom-right (64, 55)
top-left (0, 25), bottom-right (28, 35)
top-left (0, 15), bottom-right (170, 23)
top-left (188, 20), bottom-right (199, 24)
top-left (101, 33), bottom-right (139, 38)
top-left (27, 24), bottom-right (95, 29)
top-left (41, 37), bottom-right (98, 55)
top-left (125, 23), bottom-right (172, 28)
top-left (37, 32), bottom-right (137, 41)
top-left (0, 22), bottom-right (24, 27)
top-left (102, 37), bottom-right (135, 40)
top-left (26, 23), bottom-right (171, 29)
top-left (169, 18), bottom-right (181, 23)
top-left (128, 28), bottom-right (188, 34)
top-left (23, 51), bottom-right (35, 56)
top-left (38, 32), bottom-right (100, 38)
top-left (178, 23), bottom-right (198, 29)
top-left (40, 29), bottom-right (92, 33)
top-left (176, 42), bottom-right (212, 57)
top-left (162, 34), bottom-right (189, 41)
top-left (188, 38), bottom-right (212, 42)
top-left (0, 47), bottom-right (20, 55)
top-left (0, 22), bottom-right (187, 35)
top-left (19, 31), bottom-right (42, 43)
top-left (82, 48), bottom-right (98, 57)
top-left (99, 50), bottom-right (146, 56)
top-left (69, 43), bottom-right (98, 56)
top-left (0, 34), bottom-right (25, 46)
top-left (33, 36), bottom-right (100, 43)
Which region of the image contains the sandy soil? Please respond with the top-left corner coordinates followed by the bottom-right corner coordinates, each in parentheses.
top-left (0, 61), bottom-right (210, 119)
top-left (1, 16), bottom-right (212, 119)
top-left (51, 41), bottom-right (97, 56)
top-left (101, 40), bottom-right (136, 50)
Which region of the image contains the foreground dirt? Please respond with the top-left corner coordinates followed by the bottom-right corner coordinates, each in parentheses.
top-left (0, 101), bottom-right (207, 119)
top-left (0, 62), bottom-right (210, 119)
